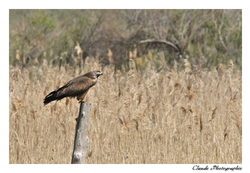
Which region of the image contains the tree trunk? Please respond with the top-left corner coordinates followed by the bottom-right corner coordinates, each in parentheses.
top-left (71, 102), bottom-right (92, 164)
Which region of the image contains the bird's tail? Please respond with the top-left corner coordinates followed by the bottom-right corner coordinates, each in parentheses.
top-left (44, 91), bottom-right (58, 105)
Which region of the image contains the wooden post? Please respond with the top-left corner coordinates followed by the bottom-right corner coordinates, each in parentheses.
top-left (71, 102), bottom-right (92, 164)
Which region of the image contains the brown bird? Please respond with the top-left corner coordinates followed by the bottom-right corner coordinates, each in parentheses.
top-left (44, 70), bottom-right (103, 105)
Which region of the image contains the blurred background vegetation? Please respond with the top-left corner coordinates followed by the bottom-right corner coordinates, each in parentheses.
top-left (9, 9), bottom-right (242, 71)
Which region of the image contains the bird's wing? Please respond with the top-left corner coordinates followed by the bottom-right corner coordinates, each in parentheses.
top-left (56, 75), bottom-right (96, 97)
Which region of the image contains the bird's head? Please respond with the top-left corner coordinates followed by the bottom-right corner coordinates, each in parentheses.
top-left (94, 70), bottom-right (103, 78)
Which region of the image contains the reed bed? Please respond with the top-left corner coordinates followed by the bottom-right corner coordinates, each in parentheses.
top-left (9, 57), bottom-right (242, 164)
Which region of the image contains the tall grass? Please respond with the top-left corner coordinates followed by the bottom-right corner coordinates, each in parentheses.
top-left (9, 57), bottom-right (241, 164)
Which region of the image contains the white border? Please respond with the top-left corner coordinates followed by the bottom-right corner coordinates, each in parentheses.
top-left (3, 1), bottom-right (248, 173)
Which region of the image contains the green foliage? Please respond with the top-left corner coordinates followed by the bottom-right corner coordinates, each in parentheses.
top-left (9, 9), bottom-right (242, 71)
top-left (29, 10), bottom-right (55, 35)
top-left (9, 10), bottom-right (56, 65)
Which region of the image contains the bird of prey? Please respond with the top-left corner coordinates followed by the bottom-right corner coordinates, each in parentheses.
top-left (44, 70), bottom-right (103, 105)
